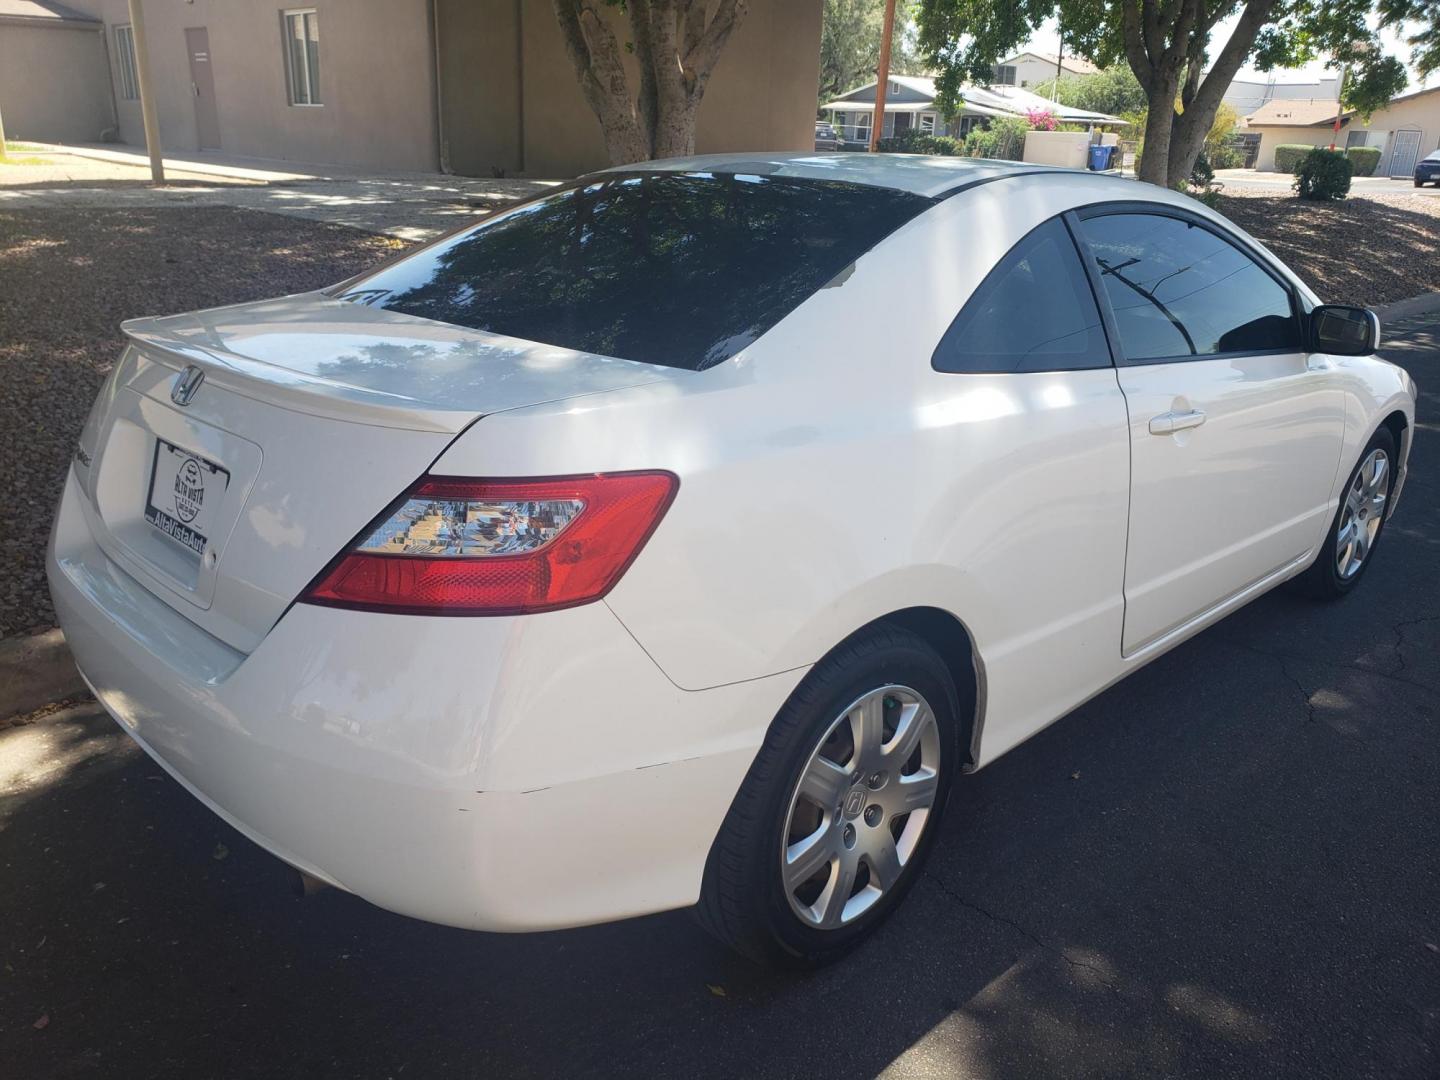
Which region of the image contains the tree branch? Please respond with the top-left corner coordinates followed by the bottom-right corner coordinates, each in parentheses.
top-left (683, 0), bottom-right (748, 92)
top-left (1121, 0), bottom-right (1158, 93)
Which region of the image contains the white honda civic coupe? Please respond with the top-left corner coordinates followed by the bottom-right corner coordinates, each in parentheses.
top-left (49, 154), bottom-right (1415, 965)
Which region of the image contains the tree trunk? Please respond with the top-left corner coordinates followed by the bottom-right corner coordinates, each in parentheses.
top-left (1137, 83), bottom-right (1177, 186)
top-left (553, 0), bottom-right (747, 167)
top-left (1163, 0), bottom-right (1279, 185)
top-left (1166, 106), bottom-right (1212, 186)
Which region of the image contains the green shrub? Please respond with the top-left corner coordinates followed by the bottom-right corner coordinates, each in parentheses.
top-left (1346, 145), bottom-right (1381, 177)
top-left (1209, 141), bottom-right (1243, 169)
top-left (963, 116), bottom-right (1030, 161)
top-left (1273, 143), bottom-right (1319, 173)
top-left (1294, 147), bottom-right (1352, 200)
top-left (875, 129), bottom-right (961, 156)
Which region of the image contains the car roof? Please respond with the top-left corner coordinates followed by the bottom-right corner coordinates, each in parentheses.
top-left (596, 152), bottom-right (1042, 199)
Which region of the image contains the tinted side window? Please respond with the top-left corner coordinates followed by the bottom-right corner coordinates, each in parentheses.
top-left (1076, 212), bottom-right (1299, 362)
top-left (337, 173), bottom-right (932, 371)
top-left (932, 218), bottom-right (1110, 374)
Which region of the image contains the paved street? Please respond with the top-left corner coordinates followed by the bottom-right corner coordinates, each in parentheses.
top-left (2, 319), bottom-right (1437, 1079)
top-left (1217, 168), bottom-right (1440, 197)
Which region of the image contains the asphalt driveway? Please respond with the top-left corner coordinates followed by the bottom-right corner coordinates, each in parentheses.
top-left (2, 335), bottom-right (1437, 1078)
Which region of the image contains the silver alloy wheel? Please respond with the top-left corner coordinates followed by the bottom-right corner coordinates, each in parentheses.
top-left (780, 685), bottom-right (941, 930)
top-left (1335, 448), bottom-right (1390, 580)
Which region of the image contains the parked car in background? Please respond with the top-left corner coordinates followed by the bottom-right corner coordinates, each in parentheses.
top-left (1415, 149), bottom-right (1440, 186)
top-left (50, 154), bottom-right (1415, 967)
top-left (815, 120), bottom-right (842, 151)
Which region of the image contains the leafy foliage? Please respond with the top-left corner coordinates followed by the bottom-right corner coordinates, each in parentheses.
top-left (963, 115), bottom-right (1031, 160)
top-left (1052, 68), bottom-right (1149, 116)
top-left (916, 0), bottom-right (1404, 188)
top-left (1377, 0), bottom-right (1440, 77)
top-left (1294, 147), bottom-right (1353, 200)
top-left (1340, 54), bottom-right (1409, 118)
top-left (818, 0), bottom-right (925, 107)
top-left (876, 129), bottom-right (962, 154)
top-left (1274, 143), bottom-right (1320, 173)
top-left (1346, 145), bottom-right (1382, 176)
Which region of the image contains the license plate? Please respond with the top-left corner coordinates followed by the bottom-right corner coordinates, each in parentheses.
top-left (143, 439), bottom-right (230, 557)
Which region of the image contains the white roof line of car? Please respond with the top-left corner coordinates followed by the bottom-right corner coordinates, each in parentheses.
top-left (596, 152), bottom-right (1072, 199)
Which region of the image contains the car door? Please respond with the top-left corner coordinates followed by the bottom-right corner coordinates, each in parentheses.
top-left (1071, 205), bottom-right (1345, 656)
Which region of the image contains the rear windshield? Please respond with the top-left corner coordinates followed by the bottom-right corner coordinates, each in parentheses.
top-left (337, 172), bottom-right (933, 370)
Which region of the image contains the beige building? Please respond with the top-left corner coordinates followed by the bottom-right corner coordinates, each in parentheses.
top-left (0, 0), bottom-right (821, 177)
top-left (0, 1), bottom-right (114, 143)
top-left (991, 50), bottom-right (1097, 93)
top-left (1245, 86), bottom-right (1440, 176)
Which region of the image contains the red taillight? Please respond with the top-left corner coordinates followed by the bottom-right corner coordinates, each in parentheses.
top-left (301, 472), bottom-right (678, 615)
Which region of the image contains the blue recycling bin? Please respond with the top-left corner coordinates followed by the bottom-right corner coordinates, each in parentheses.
top-left (1087, 144), bottom-right (1113, 171)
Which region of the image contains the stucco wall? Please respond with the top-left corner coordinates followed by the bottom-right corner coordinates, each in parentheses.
top-left (1363, 93), bottom-right (1440, 174)
top-left (1248, 125), bottom-right (1343, 172)
top-left (0, 21), bottom-right (114, 143)
top-left (517, 0), bottom-right (822, 178)
top-left (54, 0), bottom-right (819, 178)
top-left (66, 0), bottom-right (438, 170)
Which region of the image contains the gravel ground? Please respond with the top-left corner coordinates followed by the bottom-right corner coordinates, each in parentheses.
top-left (0, 207), bottom-right (405, 638)
top-left (1218, 189), bottom-right (1440, 306)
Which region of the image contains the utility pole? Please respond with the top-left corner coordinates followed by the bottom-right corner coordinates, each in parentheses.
top-left (1328, 63), bottom-right (1348, 152)
top-left (0, 101), bottom-right (8, 161)
top-left (870, 0), bottom-right (898, 152)
top-left (1052, 35), bottom-right (1064, 100)
top-left (127, 0), bottom-right (165, 184)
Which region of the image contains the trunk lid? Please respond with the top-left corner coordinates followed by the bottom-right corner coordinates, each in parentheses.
top-left (71, 292), bottom-right (682, 653)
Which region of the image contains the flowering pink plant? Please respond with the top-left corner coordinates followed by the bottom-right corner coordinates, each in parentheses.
top-left (1025, 109), bottom-right (1058, 131)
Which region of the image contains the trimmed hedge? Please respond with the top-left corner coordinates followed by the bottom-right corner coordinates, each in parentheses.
top-left (1273, 143), bottom-right (1318, 173)
top-left (1346, 145), bottom-right (1381, 177)
top-left (1294, 147), bottom-right (1352, 200)
top-left (875, 130), bottom-right (961, 156)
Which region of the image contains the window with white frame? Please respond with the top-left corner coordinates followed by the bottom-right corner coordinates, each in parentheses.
top-left (992, 64), bottom-right (1017, 86)
top-left (919, 112), bottom-right (937, 134)
top-left (854, 111), bottom-right (872, 143)
top-left (114, 24), bottom-right (138, 100)
top-left (283, 8), bottom-right (321, 105)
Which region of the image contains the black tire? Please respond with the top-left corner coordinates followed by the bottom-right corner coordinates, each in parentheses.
top-left (1415, 178), bottom-right (1424, 187)
top-left (694, 624), bottom-right (962, 966)
top-left (1294, 426), bottom-right (1397, 599)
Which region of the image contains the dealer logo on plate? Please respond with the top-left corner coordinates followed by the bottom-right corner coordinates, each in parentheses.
top-left (173, 458), bottom-right (205, 523)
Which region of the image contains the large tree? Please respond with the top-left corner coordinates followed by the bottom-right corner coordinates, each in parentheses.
top-left (818, 0), bottom-right (924, 106)
top-left (916, 0), bottom-right (1403, 188)
top-left (553, 0), bottom-right (748, 165)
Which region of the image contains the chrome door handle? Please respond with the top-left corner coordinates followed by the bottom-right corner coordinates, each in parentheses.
top-left (1148, 409), bottom-right (1206, 435)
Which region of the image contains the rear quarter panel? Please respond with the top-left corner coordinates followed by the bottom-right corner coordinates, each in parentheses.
top-left (433, 173), bottom-right (1154, 764)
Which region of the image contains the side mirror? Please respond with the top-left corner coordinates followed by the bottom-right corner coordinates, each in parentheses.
top-left (1310, 304), bottom-right (1380, 356)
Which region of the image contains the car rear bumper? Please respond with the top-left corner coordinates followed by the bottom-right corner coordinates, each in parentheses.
top-left (48, 467), bottom-right (803, 931)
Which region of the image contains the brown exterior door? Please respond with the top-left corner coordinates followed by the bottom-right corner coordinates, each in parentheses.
top-left (185, 27), bottom-right (221, 150)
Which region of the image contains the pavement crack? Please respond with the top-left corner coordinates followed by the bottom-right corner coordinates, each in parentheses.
top-left (1388, 615), bottom-right (1440, 677)
top-left (1224, 638), bottom-right (1432, 699)
top-left (922, 871), bottom-right (1121, 992)
top-left (1224, 641), bottom-right (1318, 721)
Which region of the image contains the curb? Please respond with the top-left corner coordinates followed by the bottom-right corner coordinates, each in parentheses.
top-left (1374, 291), bottom-right (1440, 323)
top-left (0, 629), bottom-right (88, 721)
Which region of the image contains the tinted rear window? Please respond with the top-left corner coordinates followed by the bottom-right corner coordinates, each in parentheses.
top-left (337, 172), bottom-right (933, 370)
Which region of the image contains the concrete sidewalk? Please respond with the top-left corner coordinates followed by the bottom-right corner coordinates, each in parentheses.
top-left (0, 144), bottom-right (560, 241)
